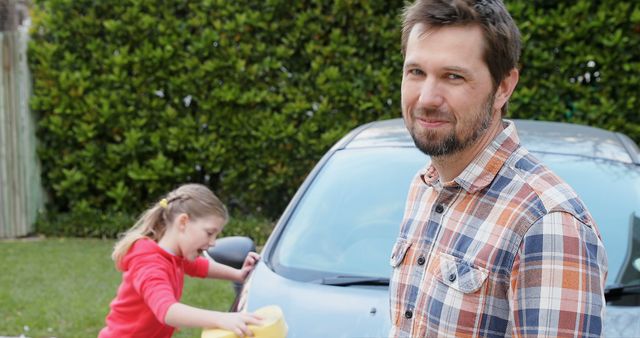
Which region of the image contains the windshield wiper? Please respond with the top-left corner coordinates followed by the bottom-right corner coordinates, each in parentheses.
top-left (605, 283), bottom-right (640, 302)
top-left (314, 275), bottom-right (390, 286)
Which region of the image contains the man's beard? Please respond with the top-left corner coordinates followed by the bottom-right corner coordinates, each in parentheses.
top-left (408, 93), bottom-right (495, 157)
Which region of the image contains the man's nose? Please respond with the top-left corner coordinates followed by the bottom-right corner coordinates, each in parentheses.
top-left (417, 77), bottom-right (444, 109)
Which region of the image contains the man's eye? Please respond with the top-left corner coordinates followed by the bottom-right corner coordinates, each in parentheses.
top-left (447, 73), bottom-right (464, 80)
top-left (408, 69), bottom-right (425, 76)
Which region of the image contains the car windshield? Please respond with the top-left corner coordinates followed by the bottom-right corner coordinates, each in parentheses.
top-left (541, 154), bottom-right (640, 288)
top-left (272, 146), bottom-right (640, 288)
top-left (272, 147), bottom-right (426, 281)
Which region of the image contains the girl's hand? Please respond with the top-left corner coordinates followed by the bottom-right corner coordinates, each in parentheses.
top-left (216, 312), bottom-right (263, 337)
top-left (238, 252), bottom-right (260, 282)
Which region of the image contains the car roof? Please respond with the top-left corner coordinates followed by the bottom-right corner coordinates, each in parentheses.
top-left (340, 118), bottom-right (640, 165)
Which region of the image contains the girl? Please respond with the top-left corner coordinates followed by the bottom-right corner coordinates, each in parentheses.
top-left (99, 183), bottom-right (262, 338)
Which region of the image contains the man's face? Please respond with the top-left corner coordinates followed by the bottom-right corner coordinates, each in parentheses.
top-left (401, 24), bottom-right (499, 157)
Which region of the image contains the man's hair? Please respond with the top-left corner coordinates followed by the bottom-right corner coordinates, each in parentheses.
top-left (401, 0), bottom-right (521, 113)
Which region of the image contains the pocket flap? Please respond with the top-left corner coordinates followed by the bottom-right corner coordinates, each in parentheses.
top-left (434, 253), bottom-right (488, 293)
top-left (389, 239), bottom-right (412, 268)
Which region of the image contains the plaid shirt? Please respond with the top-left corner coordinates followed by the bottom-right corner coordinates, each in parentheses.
top-left (389, 120), bottom-right (607, 337)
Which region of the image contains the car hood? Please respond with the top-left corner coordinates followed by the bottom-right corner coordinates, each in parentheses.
top-left (242, 264), bottom-right (640, 337)
top-left (243, 262), bottom-right (391, 337)
top-left (605, 306), bottom-right (640, 337)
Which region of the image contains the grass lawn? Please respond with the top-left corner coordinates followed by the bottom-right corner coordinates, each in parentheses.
top-left (0, 237), bottom-right (236, 338)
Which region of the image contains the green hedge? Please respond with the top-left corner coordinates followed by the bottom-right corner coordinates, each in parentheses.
top-left (508, 0), bottom-right (640, 139)
top-left (29, 0), bottom-right (640, 237)
top-left (35, 208), bottom-right (273, 246)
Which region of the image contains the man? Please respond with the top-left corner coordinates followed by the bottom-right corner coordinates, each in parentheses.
top-left (389, 0), bottom-right (607, 337)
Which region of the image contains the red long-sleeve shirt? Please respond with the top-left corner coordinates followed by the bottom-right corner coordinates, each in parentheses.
top-left (99, 238), bottom-right (209, 338)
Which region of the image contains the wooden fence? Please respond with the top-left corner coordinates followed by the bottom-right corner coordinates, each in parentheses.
top-left (0, 28), bottom-right (43, 238)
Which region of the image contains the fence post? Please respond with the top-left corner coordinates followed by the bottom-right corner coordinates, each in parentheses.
top-left (0, 0), bottom-right (43, 238)
top-left (1, 0), bottom-right (18, 32)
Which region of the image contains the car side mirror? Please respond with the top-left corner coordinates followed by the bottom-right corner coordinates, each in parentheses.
top-left (206, 236), bottom-right (256, 295)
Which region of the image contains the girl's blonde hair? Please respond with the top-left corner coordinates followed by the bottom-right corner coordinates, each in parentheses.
top-left (112, 183), bottom-right (228, 270)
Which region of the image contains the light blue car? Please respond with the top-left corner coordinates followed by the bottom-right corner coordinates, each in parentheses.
top-left (210, 118), bottom-right (640, 337)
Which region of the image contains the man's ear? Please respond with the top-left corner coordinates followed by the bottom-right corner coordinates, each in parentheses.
top-left (493, 68), bottom-right (519, 112)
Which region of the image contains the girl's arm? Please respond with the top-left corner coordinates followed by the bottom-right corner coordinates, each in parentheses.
top-left (207, 252), bottom-right (260, 282)
top-left (165, 302), bottom-right (262, 337)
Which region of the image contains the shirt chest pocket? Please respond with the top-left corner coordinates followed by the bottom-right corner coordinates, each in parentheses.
top-left (423, 252), bottom-right (490, 332)
top-left (433, 253), bottom-right (488, 293)
top-left (389, 239), bottom-right (412, 268)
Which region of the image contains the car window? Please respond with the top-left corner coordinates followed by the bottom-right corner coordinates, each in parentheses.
top-left (271, 146), bottom-right (640, 288)
top-left (272, 147), bottom-right (427, 280)
top-left (535, 153), bottom-right (640, 287)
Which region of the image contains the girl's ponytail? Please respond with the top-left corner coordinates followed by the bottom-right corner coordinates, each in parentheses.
top-left (112, 202), bottom-right (167, 270)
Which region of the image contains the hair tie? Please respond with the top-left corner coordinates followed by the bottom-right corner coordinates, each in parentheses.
top-left (159, 198), bottom-right (168, 209)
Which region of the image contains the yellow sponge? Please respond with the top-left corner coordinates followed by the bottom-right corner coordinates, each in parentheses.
top-left (201, 305), bottom-right (288, 338)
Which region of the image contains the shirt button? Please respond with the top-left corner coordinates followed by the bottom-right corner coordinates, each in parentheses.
top-left (448, 273), bottom-right (457, 282)
top-left (404, 310), bottom-right (413, 319)
top-left (435, 204), bottom-right (444, 213)
top-left (417, 256), bottom-right (426, 265)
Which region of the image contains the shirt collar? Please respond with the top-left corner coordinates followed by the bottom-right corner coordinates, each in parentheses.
top-left (421, 119), bottom-right (520, 193)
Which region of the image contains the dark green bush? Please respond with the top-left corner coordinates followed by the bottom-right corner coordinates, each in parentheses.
top-left (222, 216), bottom-right (275, 248)
top-left (29, 0), bottom-right (639, 237)
top-left (35, 209), bottom-right (273, 246)
top-left (508, 1), bottom-right (640, 139)
top-left (30, 0), bottom-right (403, 237)
top-left (35, 208), bottom-right (134, 239)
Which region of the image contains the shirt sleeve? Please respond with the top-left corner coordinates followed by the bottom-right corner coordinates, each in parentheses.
top-left (509, 211), bottom-right (608, 337)
top-left (184, 256), bottom-right (210, 278)
top-left (130, 256), bottom-right (179, 324)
